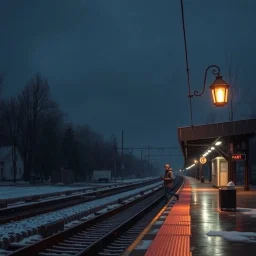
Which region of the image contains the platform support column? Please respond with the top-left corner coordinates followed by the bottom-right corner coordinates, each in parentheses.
top-left (208, 161), bottom-right (212, 182)
top-left (232, 162), bottom-right (236, 185)
top-left (200, 163), bottom-right (203, 179)
top-left (244, 138), bottom-right (250, 191)
top-left (228, 140), bottom-right (234, 182)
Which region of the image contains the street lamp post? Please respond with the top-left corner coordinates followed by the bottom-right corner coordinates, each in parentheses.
top-left (179, 0), bottom-right (230, 125)
top-left (188, 65), bottom-right (230, 107)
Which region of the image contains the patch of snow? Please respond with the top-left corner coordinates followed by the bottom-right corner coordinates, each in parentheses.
top-left (64, 220), bottom-right (81, 229)
top-left (95, 208), bottom-right (109, 215)
top-left (80, 214), bottom-right (95, 221)
top-left (0, 181), bottom-right (30, 186)
top-left (0, 182), bottom-right (163, 240)
top-left (136, 240), bottom-right (152, 249)
top-left (0, 178), bottom-right (156, 200)
top-left (207, 230), bottom-right (256, 243)
top-left (0, 235), bottom-right (42, 255)
top-left (237, 208), bottom-right (256, 217)
top-left (12, 235), bottom-right (42, 246)
top-left (0, 249), bottom-right (10, 256)
top-left (0, 186), bottom-right (92, 200)
top-left (107, 204), bottom-right (120, 210)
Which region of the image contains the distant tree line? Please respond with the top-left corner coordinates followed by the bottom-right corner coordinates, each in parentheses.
top-left (0, 73), bottom-right (153, 183)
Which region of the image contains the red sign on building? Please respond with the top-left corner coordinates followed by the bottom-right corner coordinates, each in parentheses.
top-left (231, 154), bottom-right (246, 161)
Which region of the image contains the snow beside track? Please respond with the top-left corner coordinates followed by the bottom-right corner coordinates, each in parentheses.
top-left (0, 181), bottom-right (163, 241)
top-left (0, 178), bottom-right (155, 200)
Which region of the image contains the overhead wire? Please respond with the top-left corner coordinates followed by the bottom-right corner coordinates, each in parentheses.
top-left (179, 0), bottom-right (193, 126)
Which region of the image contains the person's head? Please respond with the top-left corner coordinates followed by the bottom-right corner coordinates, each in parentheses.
top-left (164, 164), bottom-right (170, 171)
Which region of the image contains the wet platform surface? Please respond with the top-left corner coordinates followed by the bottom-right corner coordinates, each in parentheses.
top-left (190, 177), bottom-right (256, 256)
top-left (123, 177), bottom-right (256, 256)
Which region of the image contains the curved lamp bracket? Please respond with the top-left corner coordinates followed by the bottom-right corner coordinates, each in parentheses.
top-left (189, 65), bottom-right (221, 98)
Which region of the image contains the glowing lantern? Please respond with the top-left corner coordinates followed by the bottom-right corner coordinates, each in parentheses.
top-left (210, 75), bottom-right (230, 107)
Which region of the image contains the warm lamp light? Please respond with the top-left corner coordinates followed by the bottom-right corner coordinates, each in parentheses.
top-left (189, 65), bottom-right (230, 108)
top-left (210, 75), bottom-right (229, 107)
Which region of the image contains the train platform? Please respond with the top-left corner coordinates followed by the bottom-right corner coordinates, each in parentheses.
top-left (123, 176), bottom-right (256, 256)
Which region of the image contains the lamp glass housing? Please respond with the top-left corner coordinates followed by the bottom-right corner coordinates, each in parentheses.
top-left (210, 76), bottom-right (229, 107)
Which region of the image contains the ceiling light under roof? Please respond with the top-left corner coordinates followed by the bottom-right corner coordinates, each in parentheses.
top-left (215, 141), bottom-right (222, 146)
top-left (211, 147), bottom-right (215, 150)
top-left (186, 163), bottom-right (195, 170)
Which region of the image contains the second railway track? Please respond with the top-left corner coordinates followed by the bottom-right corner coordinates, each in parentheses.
top-left (0, 178), bottom-right (160, 224)
top-left (7, 176), bottom-right (183, 256)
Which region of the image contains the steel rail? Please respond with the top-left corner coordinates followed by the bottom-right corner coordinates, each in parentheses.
top-left (8, 177), bottom-right (182, 256)
top-left (0, 178), bottom-right (160, 224)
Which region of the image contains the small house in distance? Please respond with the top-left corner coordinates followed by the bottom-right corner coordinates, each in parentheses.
top-left (0, 146), bottom-right (24, 181)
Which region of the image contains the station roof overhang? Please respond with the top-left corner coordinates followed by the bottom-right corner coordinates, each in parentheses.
top-left (178, 118), bottom-right (256, 167)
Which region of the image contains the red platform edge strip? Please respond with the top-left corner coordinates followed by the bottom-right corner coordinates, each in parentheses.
top-left (145, 178), bottom-right (192, 256)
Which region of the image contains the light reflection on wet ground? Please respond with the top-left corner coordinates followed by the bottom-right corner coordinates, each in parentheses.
top-left (189, 177), bottom-right (256, 256)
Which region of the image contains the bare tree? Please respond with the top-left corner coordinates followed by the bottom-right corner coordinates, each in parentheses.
top-left (0, 73), bottom-right (3, 96)
top-left (34, 107), bottom-right (64, 181)
top-left (243, 86), bottom-right (256, 118)
top-left (110, 134), bottom-right (118, 179)
top-left (0, 73), bottom-right (3, 85)
top-left (225, 51), bottom-right (239, 121)
top-left (18, 73), bottom-right (55, 182)
top-left (2, 97), bottom-right (23, 182)
top-left (225, 52), bottom-right (256, 119)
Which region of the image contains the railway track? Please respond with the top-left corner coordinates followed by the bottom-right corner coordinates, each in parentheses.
top-left (0, 178), bottom-right (160, 224)
top-left (7, 176), bottom-right (183, 256)
top-left (99, 177), bottom-right (183, 256)
top-left (0, 184), bottom-right (121, 207)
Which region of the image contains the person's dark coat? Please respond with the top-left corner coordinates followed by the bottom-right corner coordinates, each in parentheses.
top-left (164, 169), bottom-right (174, 188)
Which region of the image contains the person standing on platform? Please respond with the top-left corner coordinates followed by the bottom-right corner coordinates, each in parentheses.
top-left (162, 164), bottom-right (179, 202)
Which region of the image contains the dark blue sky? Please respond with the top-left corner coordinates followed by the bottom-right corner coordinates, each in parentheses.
top-left (0, 0), bottom-right (255, 171)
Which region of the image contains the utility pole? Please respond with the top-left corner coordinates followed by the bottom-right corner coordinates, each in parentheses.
top-left (147, 146), bottom-right (150, 173)
top-left (141, 150), bottom-right (143, 177)
top-left (121, 130), bottom-right (124, 179)
top-left (113, 144), bottom-right (117, 182)
top-left (115, 145), bottom-right (179, 178)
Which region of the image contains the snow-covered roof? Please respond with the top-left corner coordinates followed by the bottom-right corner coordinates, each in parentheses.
top-left (0, 146), bottom-right (13, 161)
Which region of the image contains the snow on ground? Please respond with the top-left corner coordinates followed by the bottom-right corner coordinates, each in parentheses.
top-left (0, 181), bottom-right (30, 186)
top-left (114, 178), bottom-right (155, 183)
top-left (0, 178), bottom-right (155, 200)
top-left (0, 181), bottom-right (163, 239)
top-left (237, 207), bottom-right (256, 217)
top-left (67, 178), bottom-right (155, 187)
top-left (0, 249), bottom-right (10, 256)
top-left (0, 235), bottom-right (42, 255)
top-left (207, 208), bottom-right (256, 243)
top-left (207, 230), bottom-right (256, 243)
top-left (0, 186), bottom-right (93, 200)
